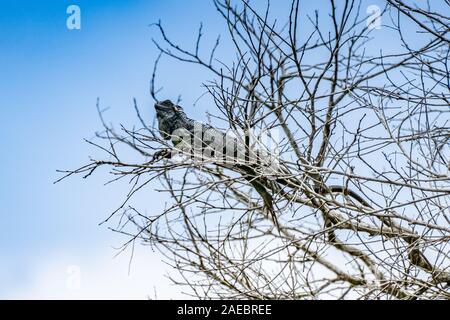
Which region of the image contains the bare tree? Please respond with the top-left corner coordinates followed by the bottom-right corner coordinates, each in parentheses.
top-left (58, 0), bottom-right (450, 299)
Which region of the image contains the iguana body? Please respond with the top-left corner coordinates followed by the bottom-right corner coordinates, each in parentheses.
top-left (156, 100), bottom-right (275, 166)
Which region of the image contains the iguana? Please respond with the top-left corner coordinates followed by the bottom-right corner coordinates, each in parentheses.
top-left (154, 99), bottom-right (374, 226)
top-left (154, 99), bottom-right (448, 284)
top-left (154, 99), bottom-right (369, 207)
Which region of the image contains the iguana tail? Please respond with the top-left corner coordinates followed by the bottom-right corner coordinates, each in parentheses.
top-left (314, 185), bottom-right (372, 208)
top-left (248, 178), bottom-right (279, 229)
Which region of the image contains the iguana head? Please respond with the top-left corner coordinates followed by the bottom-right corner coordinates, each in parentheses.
top-left (154, 99), bottom-right (188, 140)
top-left (154, 100), bottom-right (185, 119)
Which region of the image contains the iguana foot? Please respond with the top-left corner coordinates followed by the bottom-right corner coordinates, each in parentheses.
top-left (152, 149), bottom-right (172, 162)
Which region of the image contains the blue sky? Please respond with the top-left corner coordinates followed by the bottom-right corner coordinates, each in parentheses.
top-left (0, 0), bottom-right (226, 299)
top-left (0, 0), bottom-right (443, 299)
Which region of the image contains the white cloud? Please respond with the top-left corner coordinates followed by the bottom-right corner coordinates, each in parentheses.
top-left (6, 247), bottom-right (185, 300)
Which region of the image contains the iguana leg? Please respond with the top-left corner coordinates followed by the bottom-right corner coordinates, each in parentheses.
top-left (152, 148), bottom-right (172, 162)
top-left (246, 177), bottom-right (280, 229)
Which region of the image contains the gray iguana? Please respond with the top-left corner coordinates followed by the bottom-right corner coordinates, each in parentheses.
top-left (154, 99), bottom-right (370, 207)
top-left (154, 99), bottom-right (446, 283)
